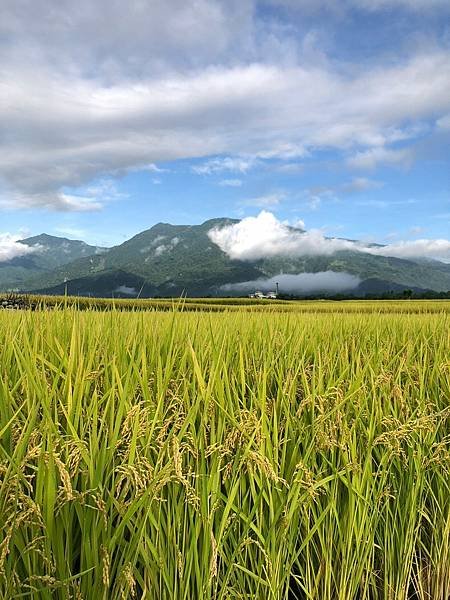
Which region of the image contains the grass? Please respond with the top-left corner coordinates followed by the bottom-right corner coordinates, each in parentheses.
top-left (0, 302), bottom-right (449, 598)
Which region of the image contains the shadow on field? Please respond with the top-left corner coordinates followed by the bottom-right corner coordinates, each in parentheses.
top-left (288, 576), bottom-right (306, 600)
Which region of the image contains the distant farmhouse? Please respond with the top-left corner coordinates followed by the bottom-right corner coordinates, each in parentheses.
top-left (248, 283), bottom-right (279, 299)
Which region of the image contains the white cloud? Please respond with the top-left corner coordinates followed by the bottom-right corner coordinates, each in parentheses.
top-left (356, 197), bottom-right (416, 209)
top-left (115, 285), bottom-right (137, 296)
top-left (220, 271), bottom-right (361, 294)
top-left (243, 193), bottom-right (285, 207)
top-left (0, 178), bottom-right (124, 212)
top-left (354, 0), bottom-right (450, 10)
top-left (297, 178), bottom-right (382, 212)
top-left (208, 211), bottom-right (357, 260)
top-left (153, 236), bottom-right (180, 257)
top-left (141, 164), bottom-right (168, 173)
top-left (192, 157), bottom-right (258, 175)
top-left (437, 114), bottom-right (450, 131)
top-left (219, 179), bottom-right (243, 187)
top-left (307, 196), bottom-right (322, 211)
top-left (409, 226), bottom-right (424, 235)
top-left (209, 211), bottom-right (450, 262)
top-left (291, 218), bottom-right (306, 230)
top-left (275, 163), bottom-right (305, 174)
top-left (0, 0), bottom-right (254, 77)
top-left (0, 191), bottom-right (103, 212)
top-left (84, 180), bottom-right (127, 201)
top-left (269, 0), bottom-right (450, 12)
top-left (0, 233), bottom-right (39, 262)
top-left (341, 177), bottom-right (384, 193)
top-left (57, 195), bottom-right (104, 212)
top-left (301, 186), bottom-right (338, 210)
top-left (347, 147), bottom-right (415, 170)
top-left (366, 239), bottom-right (450, 261)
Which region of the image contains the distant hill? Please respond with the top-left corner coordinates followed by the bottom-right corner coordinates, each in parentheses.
top-left (0, 234), bottom-right (105, 291)
top-left (1, 220), bottom-right (450, 297)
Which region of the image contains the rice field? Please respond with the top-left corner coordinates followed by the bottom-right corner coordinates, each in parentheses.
top-left (0, 302), bottom-right (449, 599)
top-left (3, 293), bottom-right (450, 314)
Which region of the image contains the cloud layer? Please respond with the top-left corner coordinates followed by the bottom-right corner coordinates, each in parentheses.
top-left (209, 211), bottom-right (450, 262)
top-left (269, 0), bottom-right (450, 12)
top-left (0, 0), bottom-right (449, 210)
top-left (220, 271), bottom-right (361, 295)
top-left (365, 239), bottom-right (450, 260)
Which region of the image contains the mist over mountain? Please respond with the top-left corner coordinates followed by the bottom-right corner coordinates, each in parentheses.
top-left (1, 218), bottom-right (449, 298)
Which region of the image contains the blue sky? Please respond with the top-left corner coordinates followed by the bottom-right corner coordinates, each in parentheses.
top-left (0, 0), bottom-right (449, 257)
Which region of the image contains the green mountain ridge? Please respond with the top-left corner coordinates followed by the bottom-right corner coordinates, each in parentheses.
top-left (1, 219), bottom-right (450, 296)
top-left (0, 234), bottom-right (106, 291)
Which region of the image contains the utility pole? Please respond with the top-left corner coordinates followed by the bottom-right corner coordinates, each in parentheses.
top-left (276, 282), bottom-right (279, 296)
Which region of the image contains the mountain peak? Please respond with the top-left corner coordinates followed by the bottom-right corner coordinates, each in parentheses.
top-left (23, 233), bottom-right (89, 246)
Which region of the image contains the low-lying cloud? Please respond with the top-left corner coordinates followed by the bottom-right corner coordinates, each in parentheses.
top-left (365, 239), bottom-right (450, 261)
top-left (0, 234), bottom-right (38, 262)
top-left (209, 211), bottom-right (450, 262)
top-left (220, 271), bottom-right (361, 295)
top-left (115, 285), bottom-right (137, 296)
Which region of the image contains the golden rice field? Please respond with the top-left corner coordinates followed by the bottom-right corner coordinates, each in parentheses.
top-left (0, 301), bottom-right (449, 599)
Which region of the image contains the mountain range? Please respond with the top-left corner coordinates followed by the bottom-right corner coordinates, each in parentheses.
top-left (1, 219), bottom-right (450, 297)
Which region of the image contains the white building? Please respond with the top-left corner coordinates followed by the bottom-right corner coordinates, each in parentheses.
top-left (249, 290), bottom-right (277, 299)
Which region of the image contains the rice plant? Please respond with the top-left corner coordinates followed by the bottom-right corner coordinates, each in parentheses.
top-left (0, 304), bottom-right (449, 599)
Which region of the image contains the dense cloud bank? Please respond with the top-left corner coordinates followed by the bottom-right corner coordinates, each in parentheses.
top-left (209, 212), bottom-right (450, 262)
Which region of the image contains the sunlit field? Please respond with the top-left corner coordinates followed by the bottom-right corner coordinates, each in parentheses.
top-left (0, 301), bottom-right (449, 599)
